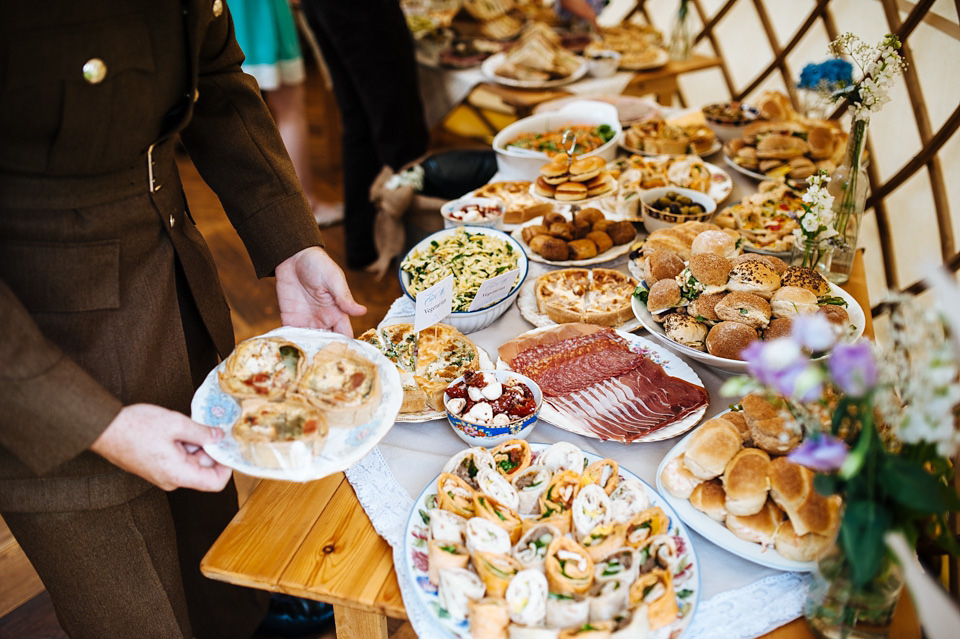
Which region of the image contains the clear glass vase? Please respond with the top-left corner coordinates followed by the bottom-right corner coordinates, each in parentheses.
top-left (669, 1), bottom-right (692, 61)
top-left (790, 238), bottom-right (833, 277)
top-left (825, 117), bottom-right (869, 285)
top-left (804, 541), bottom-right (904, 639)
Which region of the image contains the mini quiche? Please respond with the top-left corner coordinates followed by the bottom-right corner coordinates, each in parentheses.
top-left (535, 268), bottom-right (638, 327)
top-left (359, 323), bottom-right (480, 414)
top-left (232, 397), bottom-right (328, 469)
top-left (218, 337), bottom-right (305, 400)
top-left (296, 342), bottom-right (381, 428)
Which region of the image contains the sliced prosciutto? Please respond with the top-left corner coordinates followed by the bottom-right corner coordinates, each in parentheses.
top-left (500, 325), bottom-right (708, 443)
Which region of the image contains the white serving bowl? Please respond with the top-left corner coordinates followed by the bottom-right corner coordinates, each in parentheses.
top-left (492, 100), bottom-right (622, 181)
top-left (641, 187), bottom-right (717, 233)
top-left (399, 226), bottom-right (528, 334)
top-left (440, 197), bottom-right (505, 229)
top-left (586, 50), bottom-right (621, 78)
top-left (443, 370), bottom-right (542, 447)
top-left (702, 102), bottom-right (762, 142)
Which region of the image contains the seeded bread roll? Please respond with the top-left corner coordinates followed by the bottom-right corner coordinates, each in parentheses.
top-left (722, 448), bottom-right (772, 516)
top-left (643, 249), bottom-right (685, 284)
top-left (727, 261), bottom-right (781, 299)
top-left (715, 291), bottom-right (772, 330)
top-left (730, 252), bottom-right (789, 275)
top-left (763, 317), bottom-right (793, 341)
top-left (705, 321), bottom-right (759, 360)
top-left (770, 286), bottom-right (819, 319)
top-left (774, 519), bottom-right (834, 562)
top-left (682, 417), bottom-right (742, 480)
top-left (691, 229), bottom-right (740, 259)
top-left (689, 480), bottom-right (728, 522)
top-left (647, 278), bottom-right (682, 318)
top-left (688, 253), bottom-right (732, 289)
top-left (725, 499), bottom-right (784, 547)
top-left (780, 265), bottom-right (831, 296)
top-left (663, 313), bottom-right (709, 351)
top-left (819, 304), bottom-right (850, 328)
top-left (687, 292), bottom-right (726, 323)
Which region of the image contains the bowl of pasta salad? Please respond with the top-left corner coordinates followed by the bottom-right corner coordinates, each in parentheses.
top-left (399, 226), bottom-right (528, 333)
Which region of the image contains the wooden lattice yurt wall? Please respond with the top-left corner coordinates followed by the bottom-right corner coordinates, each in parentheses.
top-left (603, 0), bottom-right (960, 320)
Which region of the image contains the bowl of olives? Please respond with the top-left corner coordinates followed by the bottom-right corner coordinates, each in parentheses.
top-left (640, 186), bottom-right (717, 232)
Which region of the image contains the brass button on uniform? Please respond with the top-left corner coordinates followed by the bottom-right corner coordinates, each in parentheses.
top-left (169, 213), bottom-right (176, 228)
top-left (212, 0), bottom-right (223, 17)
top-left (82, 58), bottom-right (107, 84)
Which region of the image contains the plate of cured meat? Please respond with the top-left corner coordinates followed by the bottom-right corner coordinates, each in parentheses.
top-left (496, 324), bottom-right (709, 443)
top-left (403, 441), bottom-right (700, 639)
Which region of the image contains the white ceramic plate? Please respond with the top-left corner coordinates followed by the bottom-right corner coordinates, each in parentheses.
top-left (630, 283), bottom-right (867, 375)
top-left (656, 419), bottom-right (815, 571)
top-left (192, 327), bottom-right (402, 481)
top-left (511, 217), bottom-right (636, 267)
top-left (620, 138), bottom-right (722, 158)
top-left (721, 151), bottom-right (771, 181)
top-left (619, 46), bottom-right (670, 71)
top-left (403, 443), bottom-right (701, 639)
top-left (516, 276), bottom-right (642, 332)
top-left (496, 326), bottom-right (708, 443)
top-left (481, 52), bottom-right (589, 88)
top-left (394, 348), bottom-right (494, 423)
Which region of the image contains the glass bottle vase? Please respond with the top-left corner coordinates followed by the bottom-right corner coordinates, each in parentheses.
top-left (825, 117), bottom-right (870, 285)
top-left (669, 1), bottom-right (692, 61)
top-left (790, 237), bottom-right (834, 277)
top-left (804, 541), bottom-right (904, 639)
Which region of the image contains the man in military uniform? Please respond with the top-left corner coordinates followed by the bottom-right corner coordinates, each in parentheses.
top-left (0, 1), bottom-right (364, 637)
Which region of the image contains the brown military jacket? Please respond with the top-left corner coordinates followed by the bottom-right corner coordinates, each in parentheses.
top-left (0, 0), bottom-right (324, 511)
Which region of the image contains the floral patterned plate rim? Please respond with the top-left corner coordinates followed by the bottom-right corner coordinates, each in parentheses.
top-left (496, 325), bottom-right (708, 443)
top-left (191, 326), bottom-right (402, 482)
top-left (403, 443), bottom-right (702, 638)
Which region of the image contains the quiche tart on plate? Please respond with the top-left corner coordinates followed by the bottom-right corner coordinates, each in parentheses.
top-left (218, 336), bottom-right (305, 400)
top-left (518, 267), bottom-right (641, 330)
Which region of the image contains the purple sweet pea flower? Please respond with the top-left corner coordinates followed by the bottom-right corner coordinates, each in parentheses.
top-left (791, 314), bottom-right (838, 352)
top-left (788, 432), bottom-right (848, 472)
top-left (743, 338), bottom-right (823, 401)
top-left (828, 341), bottom-right (877, 397)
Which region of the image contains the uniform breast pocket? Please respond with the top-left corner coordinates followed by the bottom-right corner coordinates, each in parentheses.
top-left (0, 14), bottom-right (156, 174)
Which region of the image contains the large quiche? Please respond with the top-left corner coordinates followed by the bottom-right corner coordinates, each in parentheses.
top-left (359, 323), bottom-right (480, 413)
top-left (535, 268), bottom-right (638, 327)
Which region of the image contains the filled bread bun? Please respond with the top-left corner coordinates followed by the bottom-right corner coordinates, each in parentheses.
top-left (731, 252), bottom-right (788, 275)
top-left (725, 499), bottom-right (784, 547)
top-left (774, 519), bottom-right (834, 562)
top-left (683, 417), bottom-right (742, 480)
top-left (780, 265), bottom-right (831, 296)
top-left (722, 448), bottom-right (772, 516)
top-left (568, 155), bottom-right (605, 182)
top-left (688, 253), bottom-right (732, 290)
top-left (687, 291), bottom-right (726, 324)
top-left (534, 176), bottom-right (557, 197)
top-left (763, 317), bottom-right (793, 341)
top-left (585, 173), bottom-right (614, 197)
top-left (819, 304), bottom-right (850, 328)
top-left (691, 229), bottom-right (740, 260)
top-left (769, 457), bottom-right (842, 537)
top-left (689, 479), bottom-right (727, 522)
top-left (297, 342), bottom-right (381, 428)
top-left (726, 261), bottom-right (781, 299)
top-left (705, 321), bottom-right (758, 360)
top-left (770, 286), bottom-right (819, 319)
top-left (233, 397), bottom-right (329, 469)
top-left (722, 410), bottom-right (752, 445)
top-left (554, 181), bottom-right (588, 202)
top-left (646, 278), bottom-right (682, 318)
top-left (659, 454), bottom-right (703, 499)
top-left (714, 291), bottom-right (772, 330)
top-left (642, 249), bottom-right (685, 285)
top-left (741, 393), bottom-right (802, 454)
top-left (540, 158), bottom-right (570, 185)
top-left (663, 313), bottom-right (708, 351)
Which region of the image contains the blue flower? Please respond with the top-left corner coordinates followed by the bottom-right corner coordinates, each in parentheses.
top-left (798, 58), bottom-right (854, 90)
top-left (788, 432), bottom-right (848, 472)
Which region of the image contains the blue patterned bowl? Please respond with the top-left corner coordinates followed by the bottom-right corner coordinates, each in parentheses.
top-left (443, 370), bottom-right (542, 447)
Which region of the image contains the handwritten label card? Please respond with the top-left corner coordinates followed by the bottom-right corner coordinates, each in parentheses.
top-left (414, 274), bottom-right (453, 333)
top-left (468, 268), bottom-right (520, 312)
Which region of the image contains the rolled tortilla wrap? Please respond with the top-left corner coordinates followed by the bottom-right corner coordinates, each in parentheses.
top-left (538, 442), bottom-right (588, 475)
top-left (508, 624), bottom-right (560, 639)
top-left (580, 523), bottom-right (626, 563)
top-left (427, 539), bottom-right (469, 586)
top-left (438, 567), bottom-right (486, 623)
top-left (628, 570), bottom-right (677, 631)
top-left (557, 621), bottom-right (615, 638)
top-left (466, 517), bottom-right (513, 556)
top-left (588, 579), bottom-right (629, 623)
top-left (544, 536), bottom-right (594, 596)
top-left (523, 509), bottom-right (572, 537)
top-left (492, 439), bottom-right (533, 480)
top-left (624, 508), bottom-right (670, 548)
top-left (572, 484), bottom-right (612, 541)
top-left (539, 470), bottom-right (581, 516)
top-left (469, 597), bottom-right (511, 639)
top-left (545, 593), bottom-right (590, 629)
top-left (636, 535), bottom-right (678, 573)
top-left (512, 465), bottom-right (552, 515)
top-left (474, 551), bottom-right (522, 598)
top-left (478, 466), bottom-right (521, 512)
top-left (581, 459), bottom-right (619, 496)
top-left (505, 568), bottom-right (548, 626)
top-left (437, 473), bottom-right (477, 518)
top-left (512, 523), bottom-right (562, 571)
top-left (428, 508), bottom-right (467, 543)
top-left (444, 447), bottom-right (497, 490)
top-left (593, 547), bottom-right (637, 585)
top-left (474, 493), bottom-right (523, 544)
top-left (608, 480), bottom-right (650, 524)
top-left (610, 605), bottom-right (650, 639)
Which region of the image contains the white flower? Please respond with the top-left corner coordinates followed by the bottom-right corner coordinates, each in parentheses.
top-left (829, 33), bottom-right (906, 120)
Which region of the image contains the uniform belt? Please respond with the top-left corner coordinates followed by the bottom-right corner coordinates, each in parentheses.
top-left (0, 139), bottom-right (178, 210)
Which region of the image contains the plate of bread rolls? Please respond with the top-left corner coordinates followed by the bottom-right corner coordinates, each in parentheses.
top-left (656, 402), bottom-right (842, 571)
top-left (511, 208), bottom-right (637, 266)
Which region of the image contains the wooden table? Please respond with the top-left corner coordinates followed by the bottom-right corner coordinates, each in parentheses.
top-left (201, 253), bottom-right (919, 639)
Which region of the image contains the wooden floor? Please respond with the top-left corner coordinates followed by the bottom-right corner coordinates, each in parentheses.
top-left (0, 62), bottom-right (409, 637)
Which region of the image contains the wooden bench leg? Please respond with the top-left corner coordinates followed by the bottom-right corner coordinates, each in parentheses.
top-left (333, 604), bottom-right (388, 639)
